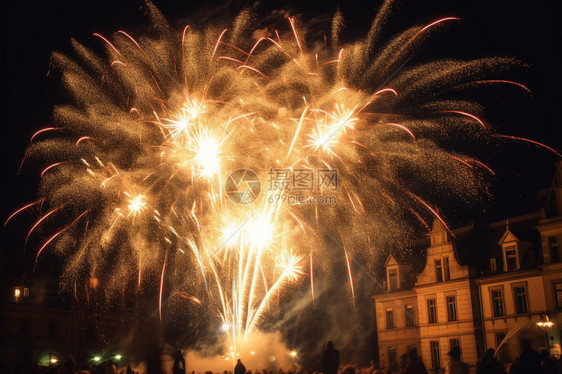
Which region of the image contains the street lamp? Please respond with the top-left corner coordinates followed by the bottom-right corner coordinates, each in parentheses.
top-left (537, 313), bottom-right (554, 352)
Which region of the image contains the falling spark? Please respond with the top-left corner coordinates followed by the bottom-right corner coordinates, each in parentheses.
top-left (344, 248), bottom-right (355, 305)
top-left (4, 200), bottom-right (43, 225)
top-left (8, 0), bottom-right (558, 353)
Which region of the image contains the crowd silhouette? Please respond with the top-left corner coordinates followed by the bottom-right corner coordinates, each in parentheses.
top-left (8, 339), bottom-right (562, 374)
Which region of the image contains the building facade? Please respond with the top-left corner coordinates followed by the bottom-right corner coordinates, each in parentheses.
top-left (374, 162), bottom-right (562, 371)
top-left (374, 255), bottom-right (419, 370)
top-left (537, 160), bottom-right (562, 357)
top-left (413, 219), bottom-right (483, 371)
top-left (0, 286), bottom-right (77, 370)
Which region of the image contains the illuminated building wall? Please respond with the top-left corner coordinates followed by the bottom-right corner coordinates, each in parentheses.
top-left (374, 161), bottom-right (562, 370)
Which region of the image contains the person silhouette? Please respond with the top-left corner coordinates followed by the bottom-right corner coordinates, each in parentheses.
top-left (446, 346), bottom-right (469, 374)
top-left (173, 350), bottom-right (186, 374)
top-left (235, 359), bottom-right (247, 374)
top-left (321, 341), bottom-right (340, 374)
top-left (404, 347), bottom-right (427, 374)
top-left (476, 348), bottom-right (502, 374)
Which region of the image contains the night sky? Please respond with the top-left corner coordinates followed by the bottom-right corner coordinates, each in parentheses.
top-left (2, 0), bottom-right (561, 227)
top-left (0, 0), bottom-right (560, 272)
top-left (0, 0), bottom-right (560, 365)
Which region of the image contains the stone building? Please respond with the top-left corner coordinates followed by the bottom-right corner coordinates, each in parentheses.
top-left (413, 219), bottom-right (483, 370)
top-left (374, 254), bottom-right (419, 370)
top-left (374, 161), bottom-right (562, 371)
top-left (0, 284), bottom-right (77, 370)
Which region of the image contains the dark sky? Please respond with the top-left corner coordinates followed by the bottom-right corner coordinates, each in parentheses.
top-left (1, 0), bottom-right (561, 241)
top-left (0, 0), bottom-right (560, 363)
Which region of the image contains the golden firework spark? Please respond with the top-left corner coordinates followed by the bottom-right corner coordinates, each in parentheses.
top-left (9, 0), bottom-right (559, 355)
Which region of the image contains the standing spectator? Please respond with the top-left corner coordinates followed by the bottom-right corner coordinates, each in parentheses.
top-left (540, 350), bottom-right (557, 374)
top-left (235, 359), bottom-right (247, 374)
top-left (518, 339), bottom-right (542, 374)
top-left (173, 350), bottom-right (186, 374)
top-left (476, 349), bottom-right (504, 374)
top-left (445, 347), bottom-right (469, 374)
top-left (404, 347), bottom-right (427, 374)
top-left (321, 342), bottom-right (340, 374)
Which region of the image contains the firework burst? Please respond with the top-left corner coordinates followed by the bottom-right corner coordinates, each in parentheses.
top-left (8, 0), bottom-right (551, 353)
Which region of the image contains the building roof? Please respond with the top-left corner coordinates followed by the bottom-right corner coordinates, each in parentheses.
top-left (454, 211), bottom-right (542, 273)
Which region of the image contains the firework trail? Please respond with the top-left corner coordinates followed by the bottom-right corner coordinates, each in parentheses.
top-left (8, 0), bottom-right (551, 353)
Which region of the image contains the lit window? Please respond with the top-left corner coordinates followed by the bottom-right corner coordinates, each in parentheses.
top-left (513, 285), bottom-right (528, 314)
top-left (13, 287), bottom-right (28, 302)
top-left (554, 282), bottom-right (562, 309)
top-left (435, 259), bottom-right (443, 283)
top-left (405, 305), bottom-right (415, 326)
top-left (386, 308), bottom-right (394, 329)
top-left (388, 268), bottom-right (398, 291)
top-left (430, 341), bottom-right (440, 369)
top-left (491, 288), bottom-right (505, 317)
top-left (446, 296), bottom-right (457, 321)
top-left (427, 298), bottom-right (437, 324)
top-left (444, 257), bottom-right (450, 281)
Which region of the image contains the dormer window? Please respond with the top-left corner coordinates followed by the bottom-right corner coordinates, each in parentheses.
top-left (388, 268), bottom-right (398, 291)
top-left (384, 254), bottom-right (412, 291)
top-left (503, 244), bottom-right (519, 271)
top-left (498, 224), bottom-right (520, 272)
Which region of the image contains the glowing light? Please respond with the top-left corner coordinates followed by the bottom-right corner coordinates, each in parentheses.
top-left (115, 354), bottom-right (122, 360)
top-left (10, 1), bottom-right (557, 359)
top-left (245, 218), bottom-right (274, 250)
top-left (307, 125), bottom-right (339, 155)
top-left (127, 194), bottom-right (147, 217)
top-left (275, 251), bottom-right (304, 281)
top-left (537, 315), bottom-right (554, 328)
top-left (194, 136), bottom-right (220, 177)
